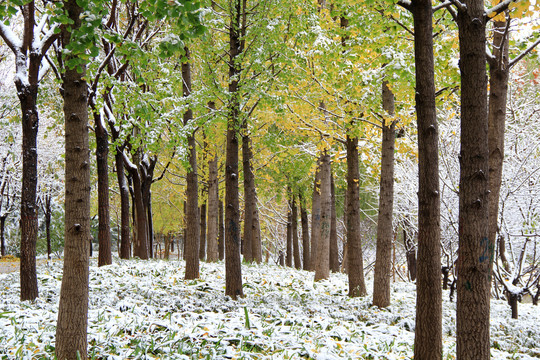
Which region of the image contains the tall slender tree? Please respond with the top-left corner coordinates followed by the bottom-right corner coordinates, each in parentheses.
top-left (55, 0), bottom-right (91, 357)
top-left (0, 1), bottom-right (58, 301)
top-left (314, 152), bottom-right (332, 281)
top-left (183, 47), bottom-right (200, 280)
top-left (373, 81), bottom-right (396, 308)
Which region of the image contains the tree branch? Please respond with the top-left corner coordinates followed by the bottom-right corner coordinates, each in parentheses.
top-left (509, 37), bottom-right (540, 69)
top-left (486, 0), bottom-right (519, 19)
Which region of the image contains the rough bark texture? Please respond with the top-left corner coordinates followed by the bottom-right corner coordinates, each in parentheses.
top-left (373, 83), bottom-right (396, 308)
top-left (207, 155), bottom-right (219, 262)
top-left (45, 195), bottom-right (51, 260)
top-left (488, 19), bottom-right (509, 276)
top-left (300, 195), bottom-right (310, 271)
top-left (329, 175), bottom-right (339, 272)
top-left (127, 168), bottom-right (148, 260)
top-left (411, 0), bottom-right (442, 357)
top-left (252, 202), bottom-right (262, 263)
top-left (95, 113), bottom-right (112, 267)
top-left (456, 1), bottom-right (491, 358)
top-left (55, 2), bottom-right (90, 356)
top-left (292, 195), bottom-right (301, 269)
top-left (242, 131), bottom-right (255, 262)
top-left (314, 152), bottom-right (331, 281)
top-left (225, 0), bottom-right (244, 299)
top-left (183, 49), bottom-right (200, 280)
top-left (199, 203), bottom-right (207, 260)
top-left (310, 160), bottom-right (322, 271)
top-left (115, 146), bottom-right (131, 259)
top-left (286, 191), bottom-right (293, 267)
top-left (347, 132), bottom-right (367, 297)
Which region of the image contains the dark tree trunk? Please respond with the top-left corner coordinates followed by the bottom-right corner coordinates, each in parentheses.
top-left (183, 48), bottom-right (200, 280)
top-left (286, 190), bottom-right (293, 267)
top-left (310, 159), bottom-right (322, 271)
top-left (18, 80), bottom-right (39, 302)
top-left (508, 292), bottom-right (519, 319)
top-left (373, 93), bottom-right (396, 308)
top-left (199, 203), bottom-right (207, 260)
top-left (252, 201), bottom-right (262, 263)
top-left (488, 19), bottom-right (509, 275)
top-left (224, 0), bottom-right (245, 300)
top-left (146, 195), bottom-right (154, 258)
top-left (95, 112), bottom-right (112, 267)
top-left (456, 1), bottom-right (491, 358)
top-left (347, 131), bottom-right (367, 297)
top-left (315, 152), bottom-right (331, 281)
top-left (411, 0), bottom-right (442, 357)
top-left (292, 195), bottom-right (301, 269)
top-left (207, 154), bottom-right (219, 262)
top-left (45, 195), bottom-right (51, 260)
top-left (55, 2), bottom-right (90, 356)
top-left (0, 215), bottom-right (6, 257)
top-left (219, 198), bottom-right (225, 261)
top-left (115, 146), bottom-right (131, 259)
top-left (128, 170), bottom-right (148, 259)
top-left (300, 195), bottom-right (310, 271)
top-left (242, 130), bottom-right (255, 262)
top-left (329, 175), bottom-right (339, 272)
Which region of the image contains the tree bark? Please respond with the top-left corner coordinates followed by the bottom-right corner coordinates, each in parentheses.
top-left (300, 194), bottom-right (310, 271)
top-left (373, 83), bottom-right (396, 308)
top-left (115, 146), bottom-right (131, 259)
top-left (310, 159), bottom-right (322, 271)
top-left (95, 112), bottom-right (112, 267)
top-left (0, 216), bottom-right (6, 257)
top-left (183, 47), bottom-right (200, 280)
top-left (207, 154), bottom-right (219, 262)
top-left (286, 190), bottom-right (293, 267)
top-left (242, 129), bottom-right (256, 262)
top-left (329, 174), bottom-right (339, 272)
top-left (456, 1), bottom-right (491, 358)
top-left (411, 0), bottom-right (442, 357)
top-left (55, 1), bottom-right (90, 356)
top-left (199, 203), bottom-right (207, 260)
top-left (347, 131), bottom-right (367, 297)
top-left (292, 194), bottom-right (301, 269)
top-left (225, 0), bottom-right (244, 299)
top-left (488, 19), bottom-right (509, 277)
top-left (45, 195), bottom-right (51, 260)
top-left (314, 152), bottom-right (331, 281)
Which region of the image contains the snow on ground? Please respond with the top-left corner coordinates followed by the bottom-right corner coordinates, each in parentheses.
top-left (0, 258), bottom-right (539, 359)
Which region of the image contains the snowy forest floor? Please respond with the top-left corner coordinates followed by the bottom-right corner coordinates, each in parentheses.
top-left (0, 257), bottom-right (539, 359)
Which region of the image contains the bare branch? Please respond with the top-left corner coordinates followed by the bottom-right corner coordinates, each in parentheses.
top-left (509, 37), bottom-right (540, 69)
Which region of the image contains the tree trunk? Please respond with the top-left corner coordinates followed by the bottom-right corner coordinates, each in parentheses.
top-left (219, 198), bottom-right (225, 260)
top-left (314, 152), bottom-right (331, 281)
top-left (488, 18), bottom-right (509, 276)
top-left (225, 0), bottom-right (244, 299)
top-left (329, 174), bottom-right (339, 272)
top-left (347, 131), bottom-right (367, 297)
top-left (300, 195), bottom-right (310, 271)
top-left (286, 190), bottom-right (293, 267)
top-left (373, 87), bottom-right (396, 308)
top-left (242, 130), bottom-right (256, 262)
top-left (18, 79), bottom-right (39, 302)
top-left (45, 195), bottom-right (51, 260)
top-left (292, 195), bottom-right (301, 269)
top-left (199, 203), bottom-right (207, 260)
top-left (115, 146), bottom-right (131, 259)
top-left (183, 48), bottom-right (200, 280)
top-left (95, 112), bottom-right (112, 267)
top-left (252, 201), bottom-right (262, 263)
top-left (411, 0), bottom-right (442, 356)
top-left (310, 159), bottom-right (322, 271)
top-left (207, 154), bottom-right (219, 262)
top-left (129, 172), bottom-right (148, 259)
top-left (0, 216), bottom-right (6, 257)
top-left (55, 2), bottom-right (90, 356)
top-left (508, 292), bottom-right (519, 319)
top-left (456, 1), bottom-right (491, 358)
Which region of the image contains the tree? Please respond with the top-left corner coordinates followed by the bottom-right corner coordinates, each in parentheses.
top-left (0, 0), bottom-right (58, 301)
top-left (314, 151), bottom-right (332, 281)
top-left (372, 81), bottom-right (396, 308)
top-left (55, 0), bottom-right (91, 357)
top-left (346, 120), bottom-right (367, 297)
top-left (183, 47), bottom-right (200, 280)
